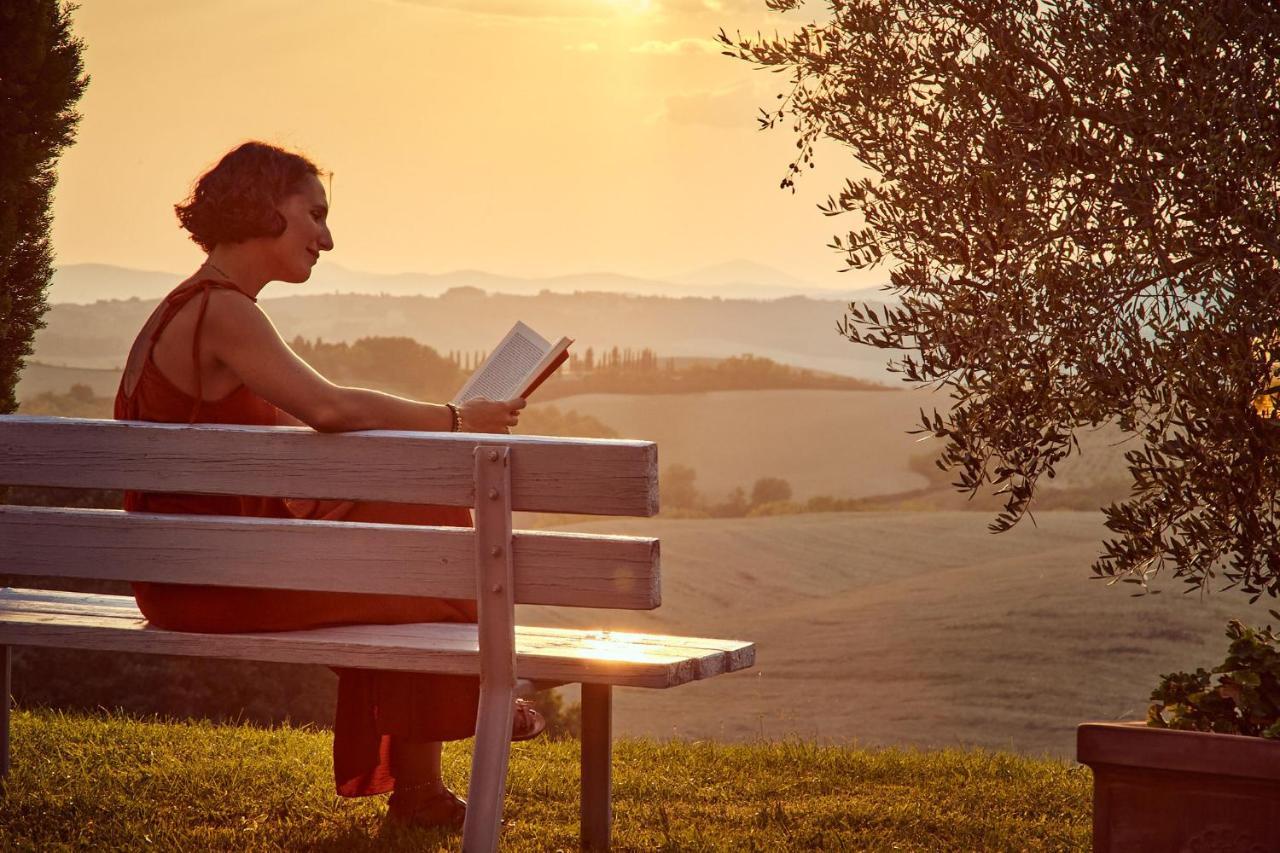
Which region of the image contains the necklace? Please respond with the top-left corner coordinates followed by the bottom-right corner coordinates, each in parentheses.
top-left (207, 261), bottom-right (235, 283)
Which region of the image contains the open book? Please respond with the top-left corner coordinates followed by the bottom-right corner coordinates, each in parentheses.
top-left (454, 321), bottom-right (573, 403)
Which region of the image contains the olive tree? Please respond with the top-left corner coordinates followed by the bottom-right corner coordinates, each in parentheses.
top-left (0, 0), bottom-right (88, 414)
top-left (721, 1), bottom-right (1280, 600)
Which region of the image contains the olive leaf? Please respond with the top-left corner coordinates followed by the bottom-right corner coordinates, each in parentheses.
top-left (725, 0), bottom-right (1280, 599)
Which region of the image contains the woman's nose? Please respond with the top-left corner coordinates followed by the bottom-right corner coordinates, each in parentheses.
top-left (319, 226), bottom-right (334, 251)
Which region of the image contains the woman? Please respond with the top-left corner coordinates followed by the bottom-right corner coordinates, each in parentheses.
top-left (113, 140), bottom-right (541, 830)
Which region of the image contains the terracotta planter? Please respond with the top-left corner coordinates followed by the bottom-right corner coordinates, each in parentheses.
top-left (1077, 722), bottom-right (1280, 852)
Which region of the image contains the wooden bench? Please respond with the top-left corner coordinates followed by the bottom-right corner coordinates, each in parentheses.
top-left (0, 415), bottom-right (755, 852)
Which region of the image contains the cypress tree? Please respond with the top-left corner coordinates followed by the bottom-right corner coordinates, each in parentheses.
top-left (0, 1), bottom-right (88, 414)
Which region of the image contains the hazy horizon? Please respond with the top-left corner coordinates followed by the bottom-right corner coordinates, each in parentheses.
top-left (51, 1), bottom-right (880, 292)
top-left (48, 257), bottom-right (887, 304)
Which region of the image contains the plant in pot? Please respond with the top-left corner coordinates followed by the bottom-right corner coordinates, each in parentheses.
top-left (723, 0), bottom-right (1280, 847)
top-left (1078, 621), bottom-right (1280, 851)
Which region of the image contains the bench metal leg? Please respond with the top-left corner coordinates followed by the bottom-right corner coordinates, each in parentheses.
top-left (581, 683), bottom-right (612, 851)
top-left (1, 644), bottom-right (10, 783)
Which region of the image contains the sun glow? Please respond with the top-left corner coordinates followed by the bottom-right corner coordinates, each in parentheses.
top-left (601, 0), bottom-right (654, 15)
top-left (50, 0), bottom-right (872, 290)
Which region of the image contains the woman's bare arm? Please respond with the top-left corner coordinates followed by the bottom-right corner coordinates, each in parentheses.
top-left (202, 290), bottom-right (520, 433)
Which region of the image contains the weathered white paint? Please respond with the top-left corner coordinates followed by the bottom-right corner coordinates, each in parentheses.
top-left (0, 506), bottom-right (660, 609)
top-left (0, 415), bottom-right (766, 850)
top-left (0, 416), bottom-right (659, 516)
top-left (464, 446), bottom-right (517, 853)
top-left (0, 589), bottom-right (756, 689)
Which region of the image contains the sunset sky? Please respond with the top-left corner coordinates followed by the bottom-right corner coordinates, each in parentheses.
top-left (52, 0), bottom-right (881, 291)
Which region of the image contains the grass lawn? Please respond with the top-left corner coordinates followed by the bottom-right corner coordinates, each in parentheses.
top-left (2, 708), bottom-right (1091, 851)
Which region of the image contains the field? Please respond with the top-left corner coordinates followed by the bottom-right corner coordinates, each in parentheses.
top-left (523, 510), bottom-right (1273, 759)
top-left (530, 389), bottom-right (1131, 504)
top-left (15, 361), bottom-right (123, 398)
top-left (16, 374), bottom-right (1135, 507)
top-left (31, 289), bottom-right (894, 379)
top-left (530, 389), bottom-right (936, 501)
top-left (12, 375), bottom-right (1256, 761)
top-left (2, 709), bottom-right (1091, 851)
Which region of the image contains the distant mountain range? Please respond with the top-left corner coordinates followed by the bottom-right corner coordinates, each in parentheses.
top-left (32, 287), bottom-right (900, 382)
top-left (49, 260), bottom-right (883, 304)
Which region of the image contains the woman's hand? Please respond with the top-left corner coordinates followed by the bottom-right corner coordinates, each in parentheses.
top-left (459, 396), bottom-right (526, 433)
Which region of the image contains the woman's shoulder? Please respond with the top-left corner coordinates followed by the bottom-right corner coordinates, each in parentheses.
top-left (166, 276), bottom-right (257, 303)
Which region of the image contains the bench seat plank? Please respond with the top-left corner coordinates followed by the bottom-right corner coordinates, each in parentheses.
top-left (0, 507), bottom-right (661, 609)
top-left (0, 590), bottom-right (754, 689)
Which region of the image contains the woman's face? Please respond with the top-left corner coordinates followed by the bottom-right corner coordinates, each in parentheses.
top-left (269, 173), bottom-right (334, 283)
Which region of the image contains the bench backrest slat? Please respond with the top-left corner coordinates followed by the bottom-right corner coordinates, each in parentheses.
top-left (0, 506), bottom-right (661, 609)
top-left (0, 417), bottom-right (658, 517)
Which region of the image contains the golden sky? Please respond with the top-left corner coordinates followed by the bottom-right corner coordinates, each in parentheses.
top-left (52, 0), bottom-right (878, 291)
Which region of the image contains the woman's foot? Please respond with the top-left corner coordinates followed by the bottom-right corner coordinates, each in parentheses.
top-left (385, 698), bottom-right (543, 830)
top-left (512, 697), bottom-right (546, 742)
top-left (387, 785), bottom-right (467, 830)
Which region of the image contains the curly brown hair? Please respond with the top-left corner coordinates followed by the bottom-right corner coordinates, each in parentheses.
top-left (175, 141), bottom-right (323, 252)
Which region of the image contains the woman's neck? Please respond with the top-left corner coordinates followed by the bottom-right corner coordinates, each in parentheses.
top-left (202, 247), bottom-right (271, 298)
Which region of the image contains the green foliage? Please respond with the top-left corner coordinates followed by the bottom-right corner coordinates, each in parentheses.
top-left (1149, 620), bottom-right (1280, 738)
top-left (517, 404), bottom-right (616, 439)
top-left (290, 335), bottom-right (465, 402)
top-left (2, 709), bottom-right (1091, 850)
top-left (660, 465), bottom-right (797, 517)
top-left (750, 476), bottom-right (793, 507)
top-left (708, 487), bottom-right (750, 519)
top-left (0, 1), bottom-right (88, 414)
top-left (658, 465), bottom-right (882, 519)
top-left (724, 2), bottom-right (1280, 599)
top-left (16, 377), bottom-right (618, 441)
top-left (662, 463), bottom-right (701, 510)
top-left (289, 337), bottom-right (879, 405)
top-left (526, 688), bottom-right (581, 740)
top-left (17, 380), bottom-right (110, 417)
top-left (543, 352), bottom-right (885, 399)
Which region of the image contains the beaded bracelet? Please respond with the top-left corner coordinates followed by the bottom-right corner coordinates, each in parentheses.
top-left (445, 402), bottom-right (462, 432)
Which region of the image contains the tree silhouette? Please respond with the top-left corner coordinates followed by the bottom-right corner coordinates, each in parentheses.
top-left (662, 464), bottom-right (701, 510)
top-left (0, 1), bottom-right (88, 413)
top-left (726, 1), bottom-right (1280, 600)
top-left (751, 477), bottom-right (793, 507)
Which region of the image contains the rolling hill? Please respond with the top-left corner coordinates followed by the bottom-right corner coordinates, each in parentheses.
top-left (29, 289), bottom-right (895, 379)
top-left (525, 510), bottom-right (1274, 758)
top-left (530, 389), bottom-right (1130, 504)
top-left (531, 389), bottom-right (935, 501)
top-left (48, 261), bottom-right (878, 305)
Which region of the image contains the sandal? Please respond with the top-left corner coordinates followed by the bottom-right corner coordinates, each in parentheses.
top-left (511, 697), bottom-right (547, 742)
top-left (387, 786), bottom-right (467, 830)
top-left (385, 699), bottom-right (543, 830)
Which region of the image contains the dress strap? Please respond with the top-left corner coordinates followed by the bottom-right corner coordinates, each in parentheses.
top-left (145, 279), bottom-right (256, 424)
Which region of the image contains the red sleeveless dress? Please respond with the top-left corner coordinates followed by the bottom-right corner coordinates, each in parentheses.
top-left (114, 277), bottom-right (480, 797)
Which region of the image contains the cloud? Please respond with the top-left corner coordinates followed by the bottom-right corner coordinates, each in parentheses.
top-left (629, 37), bottom-right (721, 55)
top-left (658, 80), bottom-right (768, 128)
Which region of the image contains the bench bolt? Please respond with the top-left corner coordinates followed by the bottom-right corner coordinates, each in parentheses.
top-left (491, 583), bottom-right (503, 593)
top-left (488, 488), bottom-right (500, 500)
top-left (491, 545), bottom-right (503, 557)
top-left (489, 449), bottom-right (500, 462)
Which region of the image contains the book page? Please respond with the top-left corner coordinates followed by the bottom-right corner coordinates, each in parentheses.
top-left (455, 321), bottom-right (551, 402)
